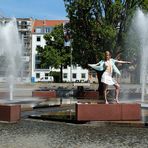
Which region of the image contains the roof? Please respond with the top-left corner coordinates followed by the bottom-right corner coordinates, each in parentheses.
top-left (32, 20), bottom-right (68, 33)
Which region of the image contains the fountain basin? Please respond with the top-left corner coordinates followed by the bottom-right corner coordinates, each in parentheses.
top-left (76, 103), bottom-right (141, 121)
top-left (0, 104), bottom-right (21, 123)
top-left (32, 90), bottom-right (57, 98)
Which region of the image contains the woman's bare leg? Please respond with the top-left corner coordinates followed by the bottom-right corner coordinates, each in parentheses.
top-left (103, 83), bottom-right (109, 104)
top-left (114, 83), bottom-right (120, 103)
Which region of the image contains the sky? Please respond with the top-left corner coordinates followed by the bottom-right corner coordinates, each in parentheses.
top-left (0, 0), bottom-right (68, 20)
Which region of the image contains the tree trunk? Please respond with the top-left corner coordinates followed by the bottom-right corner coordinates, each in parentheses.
top-left (60, 64), bottom-right (63, 83)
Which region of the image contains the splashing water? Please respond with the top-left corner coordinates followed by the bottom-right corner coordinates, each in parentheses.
top-left (133, 9), bottom-right (148, 102)
top-left (0, 18), bottom-right (23, 100)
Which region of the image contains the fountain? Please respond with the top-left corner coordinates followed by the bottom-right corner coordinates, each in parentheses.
top-left (131, 9), bottom-right (148, 103)
top-left (0, 18), bottom-right (23, 100)
top-left (0, 19), bottom-right (42, 122)
top-left (0, 18), bottom-right (23, 122)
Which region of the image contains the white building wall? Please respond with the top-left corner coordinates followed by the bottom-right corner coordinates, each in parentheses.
top-left (34, 69), bottom-right (52, 82)
top-left (53, 65), bottom-right (88, 82)
top-left (32, 34), bottom-right (46, 81)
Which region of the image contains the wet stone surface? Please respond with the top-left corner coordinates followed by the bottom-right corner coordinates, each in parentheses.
top-left (0, 119), bottom-right (148, 148)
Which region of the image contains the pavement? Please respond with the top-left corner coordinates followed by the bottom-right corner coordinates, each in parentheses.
top-left (1, 118), bottom-right (148, 148)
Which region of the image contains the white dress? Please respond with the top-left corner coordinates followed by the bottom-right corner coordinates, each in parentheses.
top-left (101, 60), bottom-right (116, 85)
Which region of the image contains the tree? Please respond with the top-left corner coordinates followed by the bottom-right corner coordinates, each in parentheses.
top-left (64, 0), bottom-right (145, 63)
top-left (36, 24), bottom-right (71, 82)
top-left (63, 0), bottom-right (145, 97)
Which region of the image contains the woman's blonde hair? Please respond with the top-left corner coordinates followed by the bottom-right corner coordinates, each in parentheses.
top-left (104, 51), bottom-right (111, 60)
top-left (105, 51), bottom-right (111, 56)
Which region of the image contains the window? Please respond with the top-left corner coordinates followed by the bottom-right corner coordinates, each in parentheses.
top-left (36, 73), bottom-right (40, 78)
top-left (36, 45), bottom-right (41, 51)
top-left (36, 36), bottom-right (41, 42)
top-left (63, 73), bottom-right (67, 78)
top-left (21, 21), bottom-right (27, 25)
top-left (72, 73), bottom-right (76, 79)
top-left (35, 27), bottom-right (42, 33)
top-left (21, 21), bottom-right (27, 29)
top-left (81, 73), bottom-right (86, 78)
top-left (50, 27), bottom-right (53, 32)
top-left (35, 54), bottom-right (40, 60)
top-left (45, 27), bottom-right (51, 33)
top-left (45, 76), bottom-right (48, 80)
top-left (63, 65), bottom-right (67, 69)
top-left (36, 45), bottom-right (41, 48)
top-left (35, 63), bottom-right (41, 69)
top-left (45, 73), bottom-right (48, 77)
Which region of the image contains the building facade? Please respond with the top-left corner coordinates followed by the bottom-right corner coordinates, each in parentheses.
top-left (17, 18), bottom-right (33, 82)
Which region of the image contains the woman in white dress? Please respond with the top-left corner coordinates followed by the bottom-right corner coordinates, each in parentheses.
top-left (97, 51), bottom-right (131, 104)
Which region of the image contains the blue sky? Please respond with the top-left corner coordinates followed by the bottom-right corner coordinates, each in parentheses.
top-left (0, 0), bottom-right (68, 20)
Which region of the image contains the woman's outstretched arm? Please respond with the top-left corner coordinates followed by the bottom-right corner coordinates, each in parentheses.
top-left (116, 60), bottom-right (131, 64)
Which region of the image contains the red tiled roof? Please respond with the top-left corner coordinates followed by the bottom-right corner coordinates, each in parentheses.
top-left (32, 20), bottom-right (68, 33)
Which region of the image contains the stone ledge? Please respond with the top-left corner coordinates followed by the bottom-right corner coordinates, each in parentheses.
top-left (76, 103), bottom-right (141, 121)
top-left (32, 90), bottom-right (57, 98)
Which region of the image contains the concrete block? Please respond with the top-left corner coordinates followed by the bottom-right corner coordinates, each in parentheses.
top-left (76, 103), bottom-right (141, 121)
top-left (121, 103), bottom-right (141, 120)
top-left (0, 104), bottom-right (21, 122)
